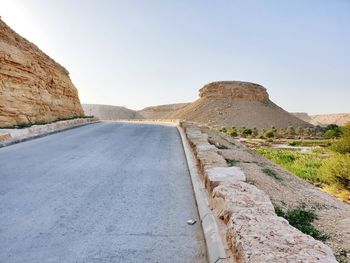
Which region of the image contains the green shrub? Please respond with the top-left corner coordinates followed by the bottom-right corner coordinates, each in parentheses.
top-left (275, 206), bottom-right (329, 241)
top-left (226, 159), bottom-right (238, 167)
top-left (330, 124), bottom-right (350, 154)
top-left (324, 124), bottom-right (342, 139)
top-left (287, 126), bottom-right (296, 136)
top-left (226, 127), bottom-right (238, 137)
top-left (262, 167), bottom-right (281, 180)
top-left (219, 127), bottom-right (227, 133)
top-left (295, 127), bottom-right (303, 136)
top-left (252, 128), bottom-right (259, 137)
top-left (320, 153), bottom-right (350, 190)
top-left (240, 128), bottom-right (252, 137)
top-left (264, 129), bottom-right (275, 138)
top-left (335, 249), bottom-right (349, 263)
top-left (216, 144), bottom-right (229, 149)
top-left (277, 128), bottom-right (286, 138)
top-left (289, 141), bottom-right (299, 146)
top-left (324, 129), bottom-right (337, 139)
top-left (288, 140), bottom-right (332, 147)
top-left (303, 127), bottom-right (313, 137)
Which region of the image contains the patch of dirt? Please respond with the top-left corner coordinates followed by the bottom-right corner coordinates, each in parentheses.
top-left (200, 125), bottom-right (350, 259)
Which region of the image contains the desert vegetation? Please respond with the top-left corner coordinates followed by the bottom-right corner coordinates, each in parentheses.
top-left (274, 205), bottom-right (329, 242)
top-left (220, 124), bottom-right (342, 140)
top-left (220, 124), bottom-right (350, 203)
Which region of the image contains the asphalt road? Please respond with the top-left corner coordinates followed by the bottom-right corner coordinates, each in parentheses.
top-left (0, 122), bottom-right (206, 263)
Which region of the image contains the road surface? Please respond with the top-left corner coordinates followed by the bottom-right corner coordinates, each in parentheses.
top-left (0, 122), bottom-right (206, 263)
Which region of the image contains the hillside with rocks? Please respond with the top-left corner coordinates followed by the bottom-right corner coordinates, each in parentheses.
top-left (293, 112), bottom-right (350, 126)
top-left (0, 19), bottom-right (84, 128)
top-left (170, 81), bottom-right (311, 129)
top-left (82, 104), bottom-right (142, 120)
top-left (138, 103), bottom-right (189, 119)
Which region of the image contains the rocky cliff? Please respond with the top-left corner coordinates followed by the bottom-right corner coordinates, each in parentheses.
top-left (0, 19), bottom-right (84, 127)
top-left (171, 81), bottom-right (312, 129)
top-left (199, 81), bottom-right (269, 102)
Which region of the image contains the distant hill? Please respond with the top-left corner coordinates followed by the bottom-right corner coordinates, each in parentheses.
top-left (138, 103), bottom-right (189, 119)
top-left (292, 112), bottom-right (350, 126)
top-left (291, 112), bottom-right (313, 123)
top-left (170, 81), bottom-right (311, 129)
top-left (82, 104), bottom-right (143, 120)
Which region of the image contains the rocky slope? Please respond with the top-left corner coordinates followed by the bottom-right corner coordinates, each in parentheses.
top-left (292, 112), bottom-right (350, 126)
top-left (138, 103), bottom-right (189, 119)
top-left (0, 19), bottom-right (84, 128)
top-left (82, 104), bottom-right (142, 119)
top-left (289, 112), bottom-right (313, 123)
top-left (171, 81), bottom-right (311, 129)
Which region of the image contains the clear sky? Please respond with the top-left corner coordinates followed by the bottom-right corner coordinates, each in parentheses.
top-left (1, 0), bottom-right (349, 114)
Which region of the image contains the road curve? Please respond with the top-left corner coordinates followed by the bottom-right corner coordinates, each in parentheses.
top-left (0, 122), bottom-right (206, 263)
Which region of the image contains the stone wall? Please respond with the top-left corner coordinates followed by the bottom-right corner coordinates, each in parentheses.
top-left (181, 122), bottom-right (337, 263)
top-left (0, 19), bottom-right (84, 127)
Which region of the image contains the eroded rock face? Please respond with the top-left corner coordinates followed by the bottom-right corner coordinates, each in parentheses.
top-left (173, 81), bottom-right (312, 129)
top-left (199, 81), bottom-right (269, 102)
top-left (0, 19), bottom-right (84, 127)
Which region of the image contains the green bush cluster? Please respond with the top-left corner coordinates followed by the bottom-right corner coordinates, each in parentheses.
top-left (262, 167), bottom-right (282, 180)
top-left (220, 124), bottom-right (345, 140)
top-left (320, 124), bottom-right (350, 191)
top-left (275, 206), bottom-right (329, 241)
top-left (321, 153), bottom-right (350, 190)
top-left (330, 124), bottom-right (350, 154)
top-left (256, 124), bottom-right (350, 202)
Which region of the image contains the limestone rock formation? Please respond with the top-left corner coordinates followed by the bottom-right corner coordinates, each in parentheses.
top-left (0, 19), bottom-right (84, 127)
top-left (199, 81), bottom-right (269, 102)
top-left (171, 81), bottom-right (312, 129)
top-left (82, 104), bottom-right (143, 120)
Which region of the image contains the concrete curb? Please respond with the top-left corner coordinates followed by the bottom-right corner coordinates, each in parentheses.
top-left (0, 120), bottom-right (100, 148)
top-left (177, 126), bottom-right (229, 263)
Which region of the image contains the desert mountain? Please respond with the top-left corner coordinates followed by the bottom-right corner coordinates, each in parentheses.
top-left (170, 81), bottom-right (312, 129)
top-left (82, 104), bottom-right (142, 120)
top-left (138, 103), bottom-right (189, 119)
top-left (292, 112), bottom-right (350, 126)
top-left (0, 19), bottom-right (84, 127)
top-left (291, 112), bottom-right (313, 123)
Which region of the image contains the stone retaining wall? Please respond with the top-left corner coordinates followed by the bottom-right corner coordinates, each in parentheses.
top-left (0, 118), bottom-right (97, 145)
top-left (181, 122), bottom-right (337, 263)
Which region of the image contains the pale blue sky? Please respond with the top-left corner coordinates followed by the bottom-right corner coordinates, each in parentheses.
top-left (1, 0), bottom-right (349, 114)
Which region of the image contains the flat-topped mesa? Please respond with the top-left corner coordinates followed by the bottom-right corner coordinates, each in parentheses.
top-left (199, 81), bottom-right (269, 102)
top-left (172, 80), bottom-right (312, 129)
